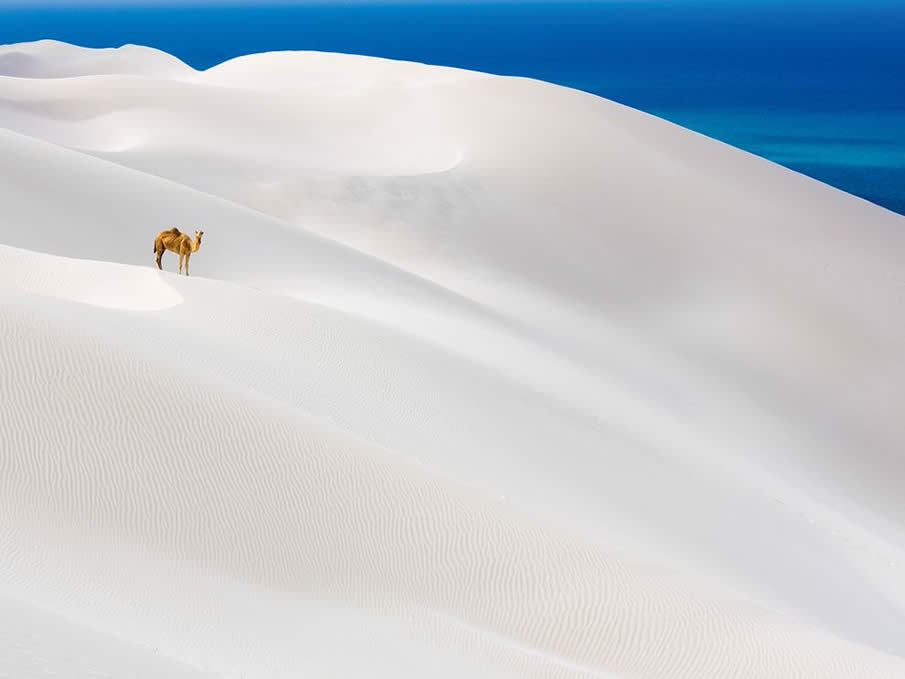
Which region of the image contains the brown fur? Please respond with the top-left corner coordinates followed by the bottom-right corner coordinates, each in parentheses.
top-left (154, 227), bottom-right (204, 275)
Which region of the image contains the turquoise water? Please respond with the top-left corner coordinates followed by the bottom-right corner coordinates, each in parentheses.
top-left (656, 109), bottom-right (905, 214)
top-left (1, 2), bottom-right (903, 215)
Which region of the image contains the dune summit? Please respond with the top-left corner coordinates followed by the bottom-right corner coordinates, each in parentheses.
top-left (1, 40), bottom-right (905, 679)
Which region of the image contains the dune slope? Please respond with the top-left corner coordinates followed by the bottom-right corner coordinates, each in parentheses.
top-left (1, 41), bottom-right (905, 679)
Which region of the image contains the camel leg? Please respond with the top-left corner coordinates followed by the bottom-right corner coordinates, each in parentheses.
top-left (156, 249), bottom-right (163, 270)
top-left (184, 253), bottom-right (190, 277)
top-left (178, 252), bottom-right (184, 275)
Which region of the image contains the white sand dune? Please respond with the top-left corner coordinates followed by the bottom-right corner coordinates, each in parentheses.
top-left (1, 40), bottom-right (905, 679)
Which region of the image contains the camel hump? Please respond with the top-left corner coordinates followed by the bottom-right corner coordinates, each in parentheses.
top-left (169, 227), bottom-right (182, 235)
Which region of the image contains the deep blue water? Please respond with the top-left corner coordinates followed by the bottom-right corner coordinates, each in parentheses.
top-left (2, 2), bottom-right (904, 215)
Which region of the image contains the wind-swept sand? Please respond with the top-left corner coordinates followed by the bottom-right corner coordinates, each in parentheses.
top-left (1, 40), bottom-right (905, 679)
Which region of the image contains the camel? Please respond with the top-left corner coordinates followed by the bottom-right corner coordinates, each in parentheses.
top-left (154, 227), bottom-right (204, 276)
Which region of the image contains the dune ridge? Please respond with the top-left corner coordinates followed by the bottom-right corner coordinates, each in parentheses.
top-left (1, 40), bottom-right (905, 679)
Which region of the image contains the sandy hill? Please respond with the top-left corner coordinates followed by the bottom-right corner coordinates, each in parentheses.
top-left (1, 40), bottom-right (904, 679)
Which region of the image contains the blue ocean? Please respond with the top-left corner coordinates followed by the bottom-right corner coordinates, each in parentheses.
top-left (2, 1), bottom-right (903, 215)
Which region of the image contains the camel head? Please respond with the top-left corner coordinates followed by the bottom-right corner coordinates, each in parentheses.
top-left (194, 229), bottom-right (204, 243)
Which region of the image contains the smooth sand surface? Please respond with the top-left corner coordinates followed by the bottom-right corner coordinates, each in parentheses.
top-left (2, 40), bottom-right (905, 679)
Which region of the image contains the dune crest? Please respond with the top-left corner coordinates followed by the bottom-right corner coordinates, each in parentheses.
top-left (1, 41), bottom-right (905, 679)
top-left (0, 39), bottom-right (192, 78)
top-left (0, 244), bottom-right (183, 310)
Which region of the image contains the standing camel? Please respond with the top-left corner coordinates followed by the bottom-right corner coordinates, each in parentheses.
top-left (154, 227), bottom-right (204, 275)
